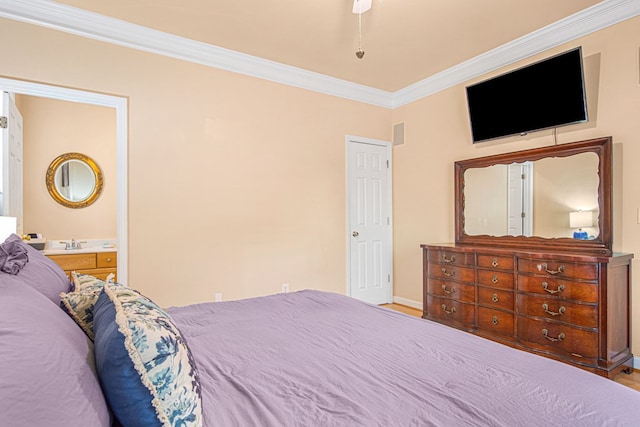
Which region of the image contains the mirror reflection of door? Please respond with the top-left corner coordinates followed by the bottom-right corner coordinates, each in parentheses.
top-left (507, 162), bottom-right (532, 236)
top-left (54, 159), bottom-right (96, 202)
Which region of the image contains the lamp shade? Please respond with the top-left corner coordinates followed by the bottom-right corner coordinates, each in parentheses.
top-left (569, 211), bottom-right (592, 228)
top-left (0, 216), bottom-right (17, 241)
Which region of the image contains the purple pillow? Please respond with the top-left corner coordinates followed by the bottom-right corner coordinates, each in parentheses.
top-left (0, 238), bottom-right (28, 274)
top-left (2, 234), bottom-right (71, 304)
top-left (0, 274), bottom-right (112, 426)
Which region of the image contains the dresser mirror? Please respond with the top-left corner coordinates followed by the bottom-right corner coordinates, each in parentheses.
top-left (46, 152), bottom-right (104, 209)
top-left (455, 137), bottom-right (612, 254)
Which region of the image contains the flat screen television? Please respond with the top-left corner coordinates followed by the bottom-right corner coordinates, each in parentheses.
top-left (465, 47), bottom-right (588, 143)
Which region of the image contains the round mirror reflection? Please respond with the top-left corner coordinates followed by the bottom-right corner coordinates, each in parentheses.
top-left (46, 153), bottom-right (103, 208)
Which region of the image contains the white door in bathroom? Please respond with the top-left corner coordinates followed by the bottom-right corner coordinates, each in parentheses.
top-left (0, 91), bottom-right (24, 235)
top-left (346, 136), bottom-right (392, 305)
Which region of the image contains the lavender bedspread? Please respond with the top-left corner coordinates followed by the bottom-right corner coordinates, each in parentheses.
top-left (168, 290), bottom-right (640, 426)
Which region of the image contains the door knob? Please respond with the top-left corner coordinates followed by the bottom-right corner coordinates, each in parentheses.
top-left (352, 231), bottom-right (359, 237)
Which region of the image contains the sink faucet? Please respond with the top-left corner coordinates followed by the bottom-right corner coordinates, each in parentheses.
top-left (64, 239), bottom-right (82, 250)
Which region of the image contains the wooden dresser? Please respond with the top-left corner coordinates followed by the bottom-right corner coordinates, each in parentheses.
top-left (422, 243), bottom-right (633, 378)
top-left (46, 251), bottom-right (117, 282)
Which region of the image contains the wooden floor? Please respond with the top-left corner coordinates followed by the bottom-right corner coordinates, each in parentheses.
top-left (383, 303), bottom-right (640, 392)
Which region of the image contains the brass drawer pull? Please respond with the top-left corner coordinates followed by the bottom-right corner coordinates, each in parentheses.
top-left (542, 329), bottom-right (565, 342)
top-left (491, 258), bottom-right (499, 267)
top-left (442, 254), bottom-right (456, 263)
top-left (492, 316), bottom-right (499, 325)
top-left (441, 268), bottom-right (455, 277)
top-left (491, 274), bottom-right (499, 284)
top-left (441, 304), bottom-right (456, 315)
top-left (537, 263), bottom-right (565, 275)
top-left (106, 258), bottom-right (112, 263)
top-left (441, 284), bottom-right (456, 295)
top-left (542, 303), bottom-right (566, 316)
top-left (491, 293), bottom-right (499, 303)
top-left (541, 282), bottom-right (565, 295)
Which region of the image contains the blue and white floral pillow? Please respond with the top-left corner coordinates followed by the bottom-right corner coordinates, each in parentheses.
top-left (93, 284), bottom-right (202, 427)
top-left (60, 272), bottom-right (116, 340)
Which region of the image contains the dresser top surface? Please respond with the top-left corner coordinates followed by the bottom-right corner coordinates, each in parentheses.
top-left (421, 243), bottom-right (633, 263)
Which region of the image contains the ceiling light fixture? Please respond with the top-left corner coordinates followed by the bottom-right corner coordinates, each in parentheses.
top-left (353, 0), bottom-right (372, 59)
top-left (352, 0), bottom-right (372, 14)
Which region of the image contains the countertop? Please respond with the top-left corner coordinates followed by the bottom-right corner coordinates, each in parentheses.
top-left (41, 238), bottom-right (117, 256)
top-left (42, 246), bottom-right (117, 255)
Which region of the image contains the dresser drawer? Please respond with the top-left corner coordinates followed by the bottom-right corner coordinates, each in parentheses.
top-left (517, 275), bottom-right (597, 303)
top-left (427, 263), bottom-right (475, 283)
top-left (478, 287), bottom-right (513, 311)
top-left (427, 249), bottom-right (475, 267)
top-left (516, 295), bottom-right (597, 328)
top-left (477, 270), bottom-right (513, 290)
top-left (478, 307), bottom-right (514, 338)
top-left (97, 252), bottom-right (117, 268)
top-left (426, 278), bottom-right (475, 303)
top-left (517, 317), bottom-right (597, 359)
top-left (46, 253), bottom-right (96, 271)
top-left (477, 254), bottom-right (514, 271)
top-left (517, 258), bottom-right (598, 281)
top-left (426, 295), bottom-right (475, 325)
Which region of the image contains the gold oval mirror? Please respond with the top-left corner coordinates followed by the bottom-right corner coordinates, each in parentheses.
top-left (46, 152), bottom-right (103, 208)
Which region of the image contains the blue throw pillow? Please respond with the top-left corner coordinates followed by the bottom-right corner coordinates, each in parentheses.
top-left (93, 284), bottom-right (202, 427)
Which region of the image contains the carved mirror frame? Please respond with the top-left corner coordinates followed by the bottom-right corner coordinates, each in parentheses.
top-left (455, 136), bottom-right (612, 254)
top-left (46, 152), bottom-right (104, 209)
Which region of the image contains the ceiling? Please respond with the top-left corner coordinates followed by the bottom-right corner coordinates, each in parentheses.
top-left (53, 0), bottom-right (603, 92)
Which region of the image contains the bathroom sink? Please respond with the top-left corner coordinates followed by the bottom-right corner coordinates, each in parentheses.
top-left (41, 239), bottom-right (117, 255)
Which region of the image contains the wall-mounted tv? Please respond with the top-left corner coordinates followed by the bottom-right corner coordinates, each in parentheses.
top-left (465, 47), bottom-right (588, 143)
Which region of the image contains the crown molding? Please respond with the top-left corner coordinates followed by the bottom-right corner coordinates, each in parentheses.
top-left (392, 0), bottom-right (640, 107)
top-left (1, 0), bottom-right (639, 109)
top-left (0, 0), bottom-right (394, 108)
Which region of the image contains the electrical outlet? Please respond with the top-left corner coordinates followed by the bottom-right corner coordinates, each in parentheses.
top-left (214, 292), bottom-right (223, 302)
top-left (281, 283), bottom-right (290, 293)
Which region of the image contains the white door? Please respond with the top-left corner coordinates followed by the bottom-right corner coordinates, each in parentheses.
top-left (346, 136), bottom-right (392, 305)
top-left (1, 91), bottom-right (24, 235)
top-left (507, 162), bottom-right (532, 237)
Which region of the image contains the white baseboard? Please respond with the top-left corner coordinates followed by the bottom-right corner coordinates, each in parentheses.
top-left (393, 296), bottom-right (422, 310)
top-left (633, 356), bottom-right (639, 370)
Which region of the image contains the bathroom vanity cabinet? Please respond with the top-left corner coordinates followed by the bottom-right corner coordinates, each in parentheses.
top-left (47, 251), bottom-right (117, 282)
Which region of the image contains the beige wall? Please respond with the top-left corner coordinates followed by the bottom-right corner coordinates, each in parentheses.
top-left (393, 16), bottom-right (640, 349)
top-left (0, 17), bottom-right (390, 307)
top-left (19, 95), bottom-right (117, 240)
top-left (3, 14), bottom-right (640, 351)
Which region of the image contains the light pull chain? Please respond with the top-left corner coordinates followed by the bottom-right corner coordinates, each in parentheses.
top-left (356, 11), bottom-right (365, 58)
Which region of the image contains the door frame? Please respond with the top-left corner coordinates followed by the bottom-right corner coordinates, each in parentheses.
top-left (345, 134), bottom-right (393, 303)
top-left (0, 77), bottom-right (128, 285)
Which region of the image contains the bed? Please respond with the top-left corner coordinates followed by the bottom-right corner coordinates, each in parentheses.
top-left (1, 234), bottom-right (639, 426)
